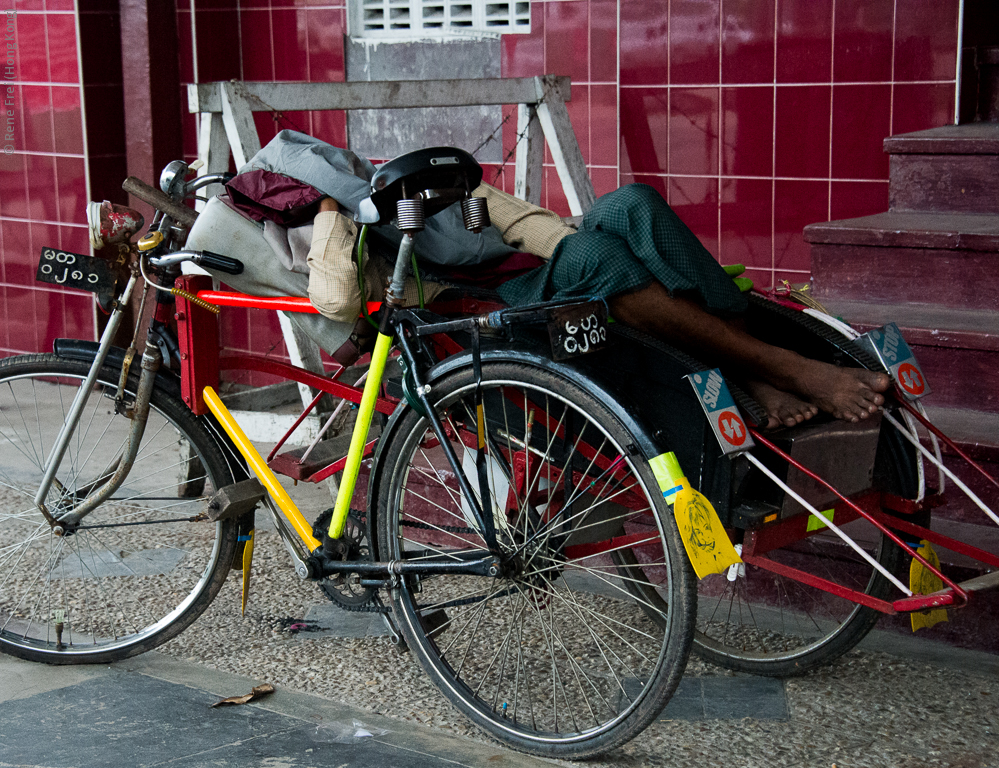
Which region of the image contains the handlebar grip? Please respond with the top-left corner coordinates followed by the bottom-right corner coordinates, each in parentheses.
top-left (121, 177), bottom-right (198, 227)
top-left (197, 251), bottom-right (244, 275)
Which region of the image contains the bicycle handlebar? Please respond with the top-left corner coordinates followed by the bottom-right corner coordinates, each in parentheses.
top-left (198, 250), bottom-right (244, 275)
top-left (148, 250), bottom-right (244, 275)
top-left (184, 172), bottom-right (234, 196)
top-left (122, 176), bottom-right (198, 227)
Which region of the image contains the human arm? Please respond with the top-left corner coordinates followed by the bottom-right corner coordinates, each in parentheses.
top-left (472, 183), bottom-right (577, 260)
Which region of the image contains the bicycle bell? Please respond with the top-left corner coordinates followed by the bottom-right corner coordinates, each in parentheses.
top-left (159, 159), bottom-right (190, 199)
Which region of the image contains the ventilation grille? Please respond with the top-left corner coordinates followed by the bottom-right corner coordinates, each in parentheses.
top-left (355, 1), bottom-right (530, 37)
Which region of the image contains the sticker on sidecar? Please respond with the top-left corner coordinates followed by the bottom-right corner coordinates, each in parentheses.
top-left (546, 301), bottom-right (608, 361)
top-left (856, 323), bottom-right (931, 401)
top-left (686, 369), bottom-right (754, 455)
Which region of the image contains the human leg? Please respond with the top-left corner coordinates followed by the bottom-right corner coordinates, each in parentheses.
top-left (499, 194), bottom-right (889, 427)
top-left (580, 184), bottom-right (747, 317)
top-left (608, 283), bottom-right (890, 425)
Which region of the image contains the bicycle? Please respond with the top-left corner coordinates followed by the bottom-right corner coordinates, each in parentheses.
top-left (2, 146), bottom-right (998, 758)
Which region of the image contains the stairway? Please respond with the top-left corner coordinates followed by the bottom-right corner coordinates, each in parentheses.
top-left (804, 123), bottom-right (999, 573)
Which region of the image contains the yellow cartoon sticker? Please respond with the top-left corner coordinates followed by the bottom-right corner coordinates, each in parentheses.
top-left (651, 452), bottom-right (743, 579)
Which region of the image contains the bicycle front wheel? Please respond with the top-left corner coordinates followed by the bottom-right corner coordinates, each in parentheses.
top-left (375, 362), bottom-right (694, 759)
top-left (0, 354), bottom-right (237, 664)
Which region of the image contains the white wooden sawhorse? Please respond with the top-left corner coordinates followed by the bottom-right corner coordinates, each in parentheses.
top-left (186, 75), bottom-right (594, 443)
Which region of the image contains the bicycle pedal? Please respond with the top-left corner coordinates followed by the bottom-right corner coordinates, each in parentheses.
top-left (207, 478), bottom-right (266, 521)
top-left (269, 433), bottom-right (352, 482)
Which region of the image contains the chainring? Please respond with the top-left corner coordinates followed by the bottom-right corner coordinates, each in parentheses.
top-left (312, 508), bottom-right (381, 611)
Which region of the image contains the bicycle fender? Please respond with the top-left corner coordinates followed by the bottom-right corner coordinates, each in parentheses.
top-left (53, 338), bottom-right (182, 399)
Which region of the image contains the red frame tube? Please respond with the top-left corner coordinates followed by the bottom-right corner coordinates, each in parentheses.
top-left (197, 290), bottom-right (383, 316)
top-left (741, 552), bottom-right (897, 613)
top-left (749, 428), bottom-right (969, 606)
top-left (220, 354), bottom-right (398, 415)
top-left (306, 439), bottom-right (379, 484)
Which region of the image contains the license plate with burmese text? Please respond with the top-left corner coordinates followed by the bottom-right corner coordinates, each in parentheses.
top-left (36, 247), bottom-right (117, 303)
top-left (547, 301), bottom-right (608, 361)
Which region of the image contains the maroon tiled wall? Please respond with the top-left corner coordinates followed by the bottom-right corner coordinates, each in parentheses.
top-left (0, 1), bottom-right (94, 357)
top-left (0, 1), bottom-right (960, 357)
top-left (610, 0), bottom-right (958, 290)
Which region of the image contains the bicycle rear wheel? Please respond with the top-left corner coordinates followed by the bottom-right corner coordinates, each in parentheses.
top-left (374, 362), bottom-right (694, 759)
top-left (691, 415), bottom-right (916, 676)
top-left (0, 354), bottom-right (237, 664)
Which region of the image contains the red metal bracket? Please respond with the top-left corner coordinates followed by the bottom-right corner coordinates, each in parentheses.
top-left (749, 428), bottom-right (970, 607)
top-left (175, 275), bottom-right (219, 416)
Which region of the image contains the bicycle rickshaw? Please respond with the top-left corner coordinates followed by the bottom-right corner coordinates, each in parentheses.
top-left (1, 147), bottom-right (997, 759)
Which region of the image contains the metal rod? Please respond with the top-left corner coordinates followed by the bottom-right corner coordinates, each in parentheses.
top-left (329, 333), bottom-right (394, 540)
top-left (955, 0), bottom-right (965, 124)
top-left (203, 386), bottom-right (322, 551)
top-left (319, 555), bottom-right (499, 578)
top-left (34, 273), bottom-right (138, 512)
top-left (883, 410), bottom-right (999, 527)
top-left (743, 452), bottom-right (912, 596)
top-left (58, 342), bottom-right (162, 525)
top-left (388, 234), bottom-right (414, 303)
top-left (299, 370), bottom-right (369, 466)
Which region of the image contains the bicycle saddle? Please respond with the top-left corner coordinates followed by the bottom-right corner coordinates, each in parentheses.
top-left (355, 146), bottom-right (483, 226)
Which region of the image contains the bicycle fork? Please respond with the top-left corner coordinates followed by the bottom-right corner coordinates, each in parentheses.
top-left (33, 273), bottom-right (162, 529)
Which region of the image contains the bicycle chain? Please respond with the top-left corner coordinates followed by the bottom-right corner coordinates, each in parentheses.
top-left (400, 519), bottom-right (476, 535)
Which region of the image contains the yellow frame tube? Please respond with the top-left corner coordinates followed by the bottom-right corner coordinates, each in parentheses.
top-left (329, 331), bottom-right (394, 539)
top-left (202, 386), bottom-right (322, 551)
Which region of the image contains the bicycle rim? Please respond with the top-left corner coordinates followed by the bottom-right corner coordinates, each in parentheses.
top-left (376, 362), bottom-right (693, 758)
top-left (0, 355), bottom-right (236, 663)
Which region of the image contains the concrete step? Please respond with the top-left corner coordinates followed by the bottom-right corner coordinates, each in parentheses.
top-left (822, 301), bottom-right (999, 412)
top-left (804, 211), bottom-right (999, 311)
top-left (921, 405), bottom-right (999, 461)
top-left (885, 124), bottom-right (999, 215)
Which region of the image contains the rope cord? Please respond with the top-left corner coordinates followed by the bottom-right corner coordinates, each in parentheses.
top-left (356, 225), bottom-right (379, 329)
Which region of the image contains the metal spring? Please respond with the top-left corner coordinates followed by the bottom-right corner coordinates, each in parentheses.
top-left (396, 198), bottom-right (426, 232)
top-left (171, 287), bottom-right (221, 315)
top-left (461, 197), bottom-right (490, 233)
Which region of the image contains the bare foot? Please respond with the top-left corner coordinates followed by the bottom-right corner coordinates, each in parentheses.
top-left (742, 380), bottom-right (819, 429)
top-left (777, 361), bottom-right (891, 423)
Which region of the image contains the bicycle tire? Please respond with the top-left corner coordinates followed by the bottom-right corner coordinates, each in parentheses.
top-left (0, 353), bottom-right (237, 664)
top-left (374, 361), bottom-right (695, 759)
top-left (689, 412), bottom-right (916, 677)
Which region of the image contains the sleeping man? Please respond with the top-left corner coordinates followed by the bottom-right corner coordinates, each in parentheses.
top-left (188, 130), bottom-right (888, 430)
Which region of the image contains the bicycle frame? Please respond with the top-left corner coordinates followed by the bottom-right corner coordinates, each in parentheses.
top-left (199, 272), bottom-right (505, 580)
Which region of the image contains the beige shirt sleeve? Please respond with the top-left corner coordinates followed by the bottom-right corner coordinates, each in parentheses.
top-left (307, 209), bottom-right (446, 322)
top-left (472, 183), bottom-right (577, 260)
top-left (307, 210), bottom-right (362, 323)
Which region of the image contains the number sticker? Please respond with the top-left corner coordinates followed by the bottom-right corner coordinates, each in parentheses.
top-left (547, 302), bottom-right (609, 361)
top-left (35, 247), bottom-right (117, 302)
top-left (856, 323), bottom-right (931, 401)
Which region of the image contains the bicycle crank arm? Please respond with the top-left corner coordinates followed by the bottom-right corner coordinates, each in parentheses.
top-left (57, 341), bottom-right (162, 528)
top-left (307, 553), bottom-right (502, 580)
